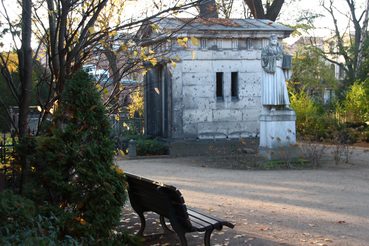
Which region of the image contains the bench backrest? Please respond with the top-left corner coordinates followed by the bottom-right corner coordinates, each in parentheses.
top-left (125, 173), bottom-right (192, 230)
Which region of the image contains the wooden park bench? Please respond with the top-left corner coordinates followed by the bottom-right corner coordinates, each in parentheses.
top-left (125, 173), bottom-right (234, 246)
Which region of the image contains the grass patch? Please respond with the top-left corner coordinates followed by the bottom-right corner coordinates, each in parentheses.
top-left (258, 159), bottom-right (310, 170)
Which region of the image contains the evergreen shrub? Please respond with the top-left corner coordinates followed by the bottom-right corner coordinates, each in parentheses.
top-left (33, 71), bottom-right (127, 239)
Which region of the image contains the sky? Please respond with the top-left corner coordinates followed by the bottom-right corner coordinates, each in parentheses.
top-left (278, 0), bottom-right (367, 42)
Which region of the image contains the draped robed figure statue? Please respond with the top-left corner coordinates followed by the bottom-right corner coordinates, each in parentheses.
top-left (261, 34), bottom-right (291, 110)
top-left (259, 35), bottom-right (296, 158)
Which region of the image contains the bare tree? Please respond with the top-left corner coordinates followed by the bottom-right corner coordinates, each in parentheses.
top-left (1, 0), bottom-right (201, 132)
top-left (318, 0), bottom-right (369, 83)
top-left (0, 0), bottom-right (33, 137)
top-left (356, 0), bottom-right (369, 77)
top-left (18, 0), bottom-right (33, 139)
top-left (0, 0), bottom-right (33, 193)
top-left (217, 0), bottom-right (235, 18)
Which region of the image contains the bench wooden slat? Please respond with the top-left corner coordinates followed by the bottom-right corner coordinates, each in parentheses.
top-left (188, 208), bottom-right (235, 229)
top-left (187, 217), bottom-right (208, 230)
top-left (188, 209), bottom-right (220, 225)
top-left (188, 214), bottom-right (213, 231)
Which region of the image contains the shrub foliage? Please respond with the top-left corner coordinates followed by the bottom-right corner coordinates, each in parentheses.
top-left (0, 190), bottom-right (80, 245)
top-left (33, 71), bottom-right (127, 239)
top-left (339, 81), bottom-right (369, 123)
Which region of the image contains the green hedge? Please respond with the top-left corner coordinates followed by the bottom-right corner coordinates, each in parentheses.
top-left (136, 139), bottom-right (168, 156)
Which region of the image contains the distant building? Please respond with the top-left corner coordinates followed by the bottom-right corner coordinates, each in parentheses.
top-left (82, 47), bottom-right (143, 114)
top-left (138, 18), bottom-right (293, 139)
top-left (82, 64), bottom-right (110, 84)
top-left (287, 35), bottom-right (348, 104)
top-left (288, 36), bottom-right (346, 81)
top-left (9, 106), bottom-right (40, 135)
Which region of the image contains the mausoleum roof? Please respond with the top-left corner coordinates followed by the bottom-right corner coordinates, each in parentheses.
top-left (137, 17), bottom-right (293, 43)
top-left (156, 18), bottom-right (291, 32)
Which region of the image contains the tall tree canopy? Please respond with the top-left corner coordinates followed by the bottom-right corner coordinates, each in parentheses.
top-left (0, 0), bottom-right (199, 134)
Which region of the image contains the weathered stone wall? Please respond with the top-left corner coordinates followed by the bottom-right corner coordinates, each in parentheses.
top-left (170, 46), bottom-right (263, 139)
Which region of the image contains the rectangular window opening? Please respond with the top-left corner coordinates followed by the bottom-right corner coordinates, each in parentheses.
top-left (339, 65), bottom-right (345, 79)
top-left (216, 72), bottom-right (223, 100)
top-left (238, 39), bottom-right (252, 49)
top-left (231, 72), bottom-right (238, 100)
top-left (201, 38), bottom-right (207, 49)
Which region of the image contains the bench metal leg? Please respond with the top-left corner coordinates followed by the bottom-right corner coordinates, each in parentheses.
top-left (204, 228), bottom-right (214, 246)
top-left (177, 232), bottom-right (188, 246)
top-left (137, 212), bottom-right (146, 236)
top-left (160, 215), bottom-right (174, 233)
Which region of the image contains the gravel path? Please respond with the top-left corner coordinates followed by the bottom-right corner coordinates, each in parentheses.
top-left (117, 149), bottom-right (369, 246)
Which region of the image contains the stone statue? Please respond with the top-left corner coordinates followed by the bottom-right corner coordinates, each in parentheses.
top-left (261, 34), bottom-right (290, 109)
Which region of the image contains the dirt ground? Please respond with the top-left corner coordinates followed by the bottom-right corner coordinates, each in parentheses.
top-left (117, 147), bottom-right (369, 246)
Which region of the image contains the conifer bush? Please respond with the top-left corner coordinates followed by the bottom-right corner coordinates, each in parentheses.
top-left (34, 71), bottom-right (127, 239)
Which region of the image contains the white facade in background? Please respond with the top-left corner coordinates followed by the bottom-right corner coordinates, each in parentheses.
top-left (82, 64), bottom-right (110, 83)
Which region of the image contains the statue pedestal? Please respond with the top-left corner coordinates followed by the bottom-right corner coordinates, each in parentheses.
top-left (259, 109), bottom-right (298, 160)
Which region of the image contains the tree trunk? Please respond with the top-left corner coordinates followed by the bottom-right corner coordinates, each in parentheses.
top-left (18, 0), bottom-right (33, 138)
top-left (244, 0), bottom-right (265, 19)
top-left (199, 0), bottom-right (218, 18)
top-left (244, 0), bottom-right (285, 21)
top-left (104, 48), bottom-right (121, 112)
top-left (265, 0), bottom-right (284, 21)
top-left (356, 0), bottom-right (369, 77)
top-left (18, 0), bottom-right (33, 194)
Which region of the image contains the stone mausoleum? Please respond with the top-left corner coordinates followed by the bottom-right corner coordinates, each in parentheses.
top-left (139, 18), bottom-right (293, 141)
